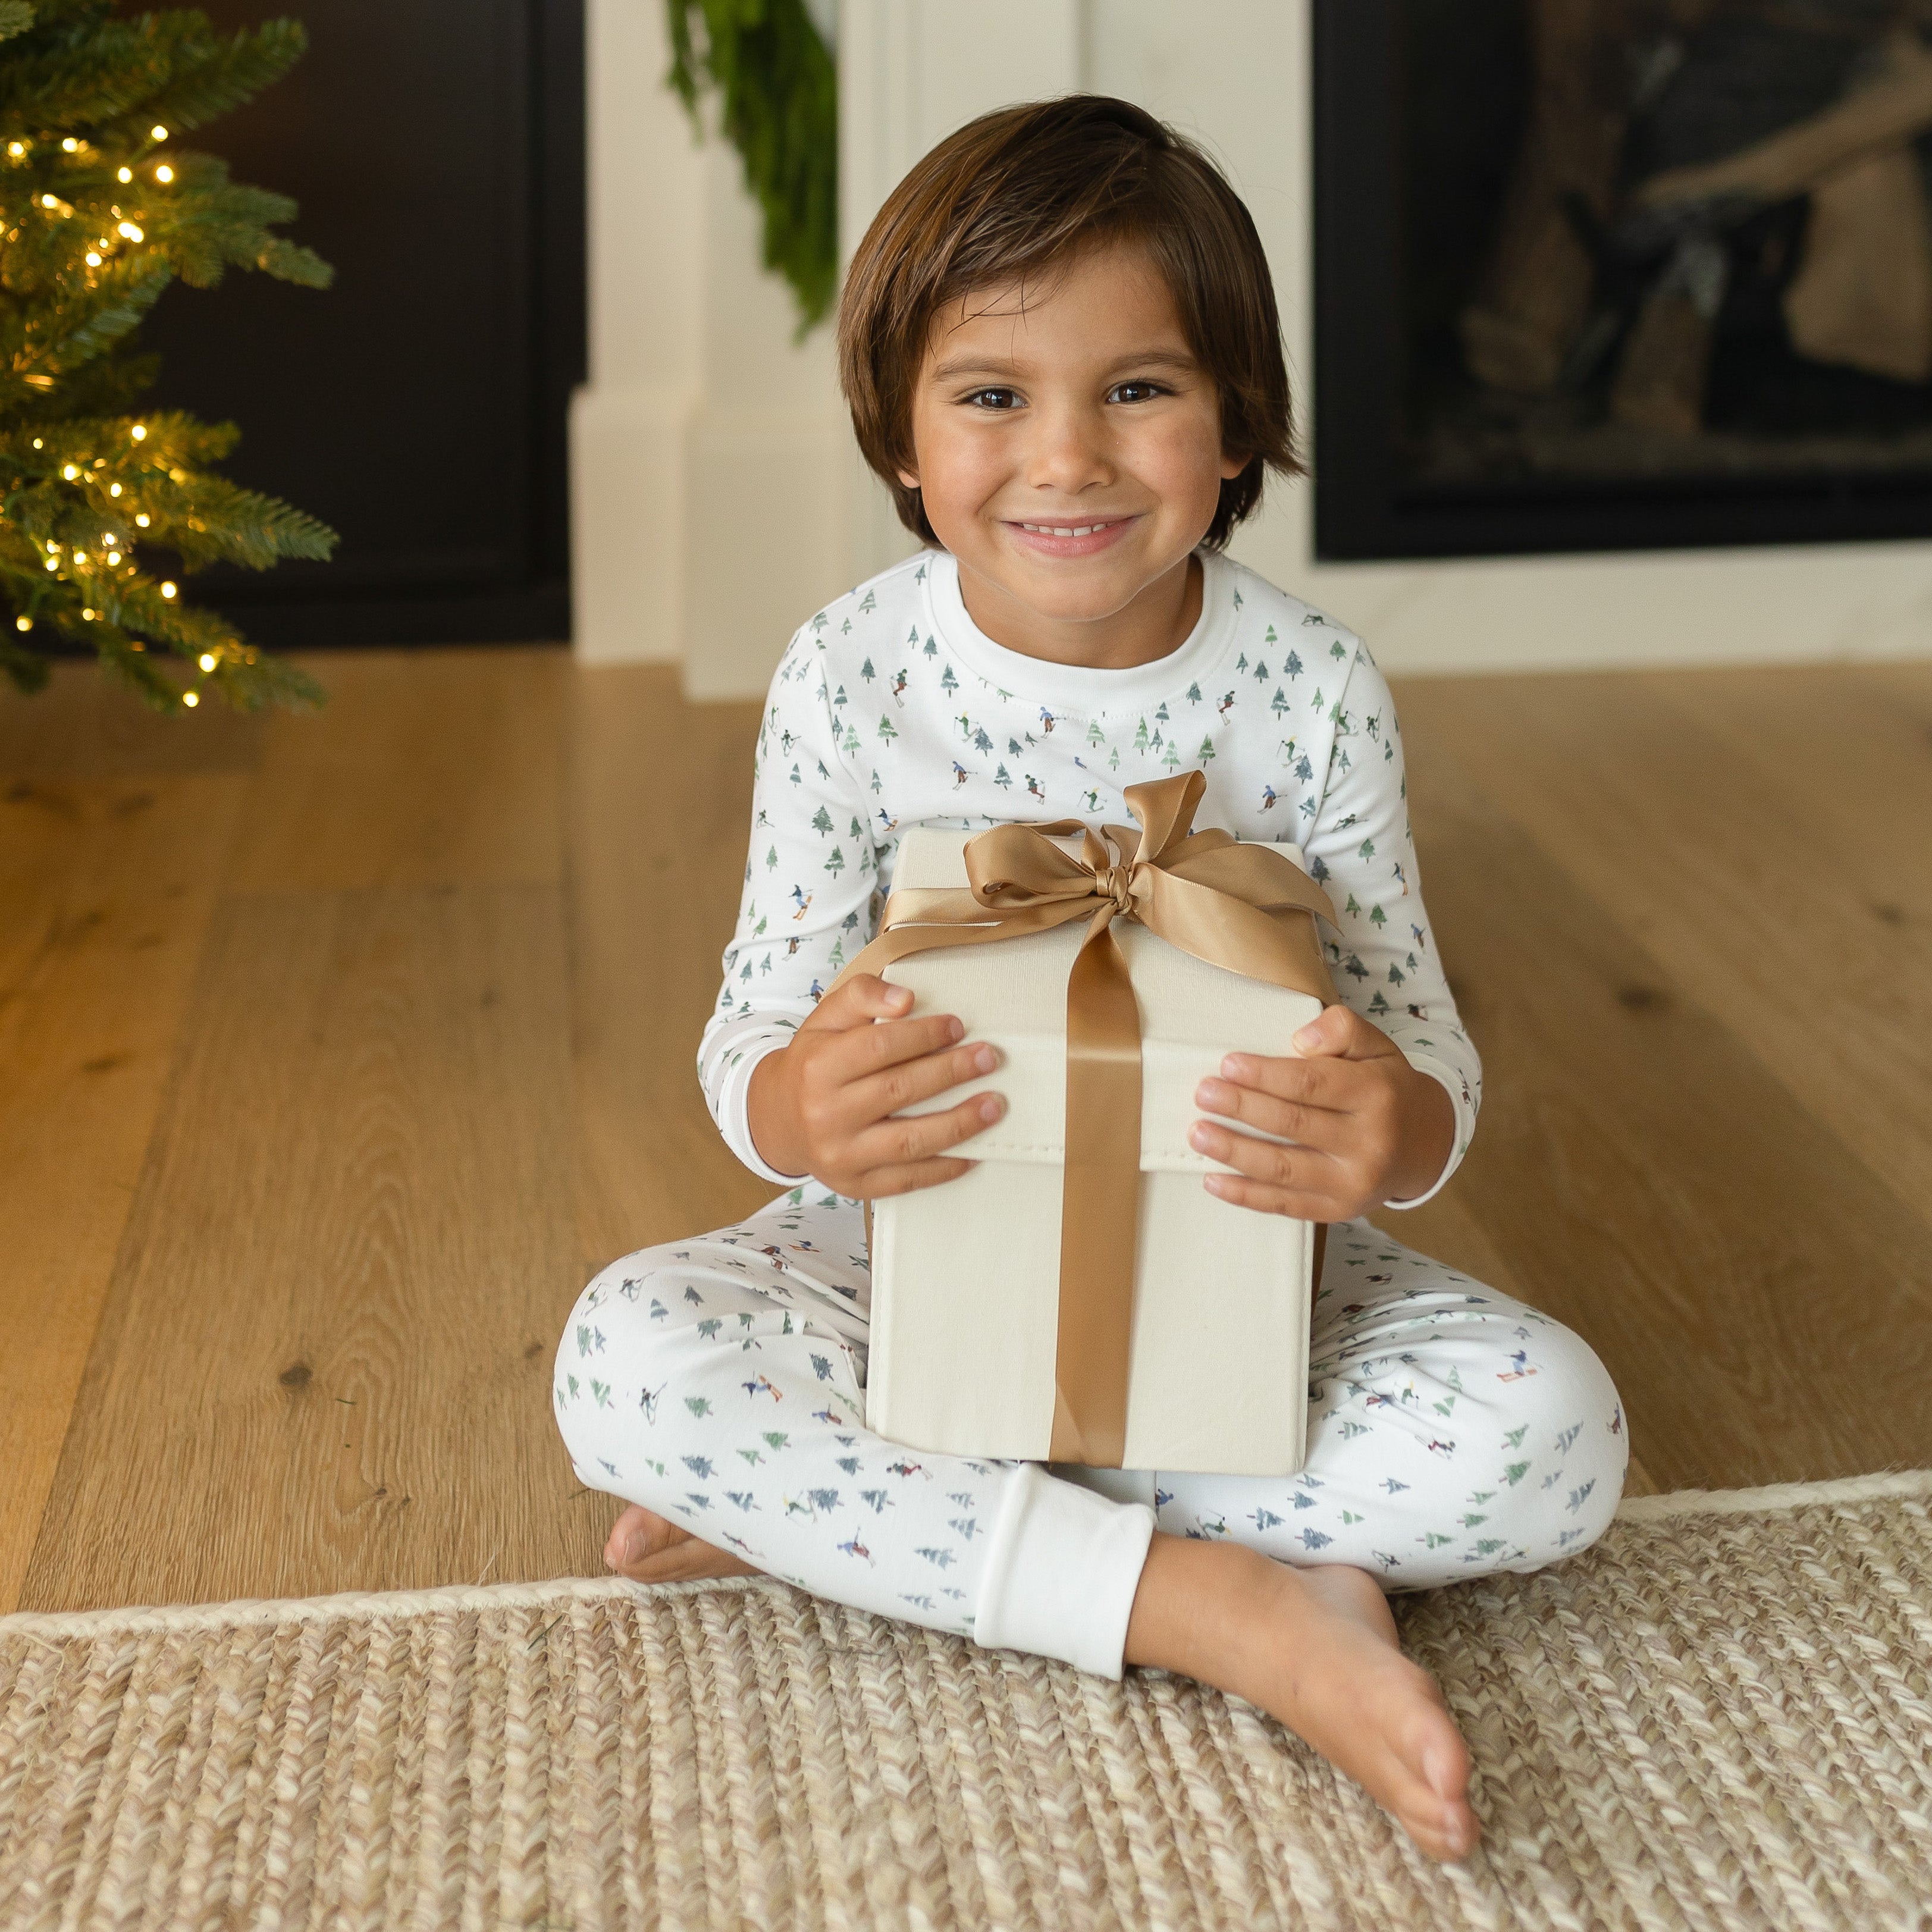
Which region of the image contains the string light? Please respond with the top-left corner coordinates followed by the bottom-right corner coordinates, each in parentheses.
top-left (134, 513), bottom-right (150, 527)
top-left (40, 194), bottom-right (57, 209)
top-left (130, 424), bottom-right (146, 440)
top-left (85, 252), bottom-right (101, 266)
top-left (61, 138), bottom-right (78, 152)
top-left (74, 549), bottom-right (87, 562)
top-left (117, 221), bottom-right (143, 242)
top-left (43, 557), bottom-right (55, 570)
top-left (109, 482), bottom-right (121, 495)
top-left (15, 617), bottom-right (30, 632)
top-left (61, 464), bottom-right (77, 479)
top-left (181, 691), bottom-right (199, 707)
top-left (155, 165), bottom-right (174, 184)
top-left (161, 581), bottom-right (177, 598)
top-left (7, 142), bottom-right (24, 158)
top-left (117, 166), bottom-right (132, 184)
top-left (197, 652), bottom-right (216, 671)
top-left (151, 125), bottom-right (168, 140)
top-left (31, 438), bottom-right (41, 448)
top-left (106, 551), bottom-right (121, 564)
top-left (81, 607), bottom-right (95, 619)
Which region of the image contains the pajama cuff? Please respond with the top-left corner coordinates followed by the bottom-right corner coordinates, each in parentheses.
top-left (973, 1463), bottom-right (1156, 1679)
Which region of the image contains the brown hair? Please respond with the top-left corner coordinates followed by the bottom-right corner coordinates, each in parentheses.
top-left (838, 95), bottom-right (1300, 551)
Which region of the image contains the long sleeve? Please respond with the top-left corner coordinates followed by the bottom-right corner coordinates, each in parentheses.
top-left (1297, 644), bottom-right (1481, 1206)
top-left (697, 625), bottom-right (880, 1181)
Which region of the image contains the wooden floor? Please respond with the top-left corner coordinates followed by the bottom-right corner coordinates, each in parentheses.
top-left (5, 649), bottom-right (1930, 1615)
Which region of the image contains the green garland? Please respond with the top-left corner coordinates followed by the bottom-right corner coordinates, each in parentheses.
top-left (665, 0), bottom-right (836, 334)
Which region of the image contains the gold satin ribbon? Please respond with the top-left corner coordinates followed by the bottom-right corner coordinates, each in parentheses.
top-left (840, 770), bottom-right (1338, 1467)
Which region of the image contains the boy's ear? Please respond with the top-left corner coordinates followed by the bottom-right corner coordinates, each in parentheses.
top-left (896, 466), bottom-right (921, 490)
top-left (1220, 448), bottom-right (1253, 482)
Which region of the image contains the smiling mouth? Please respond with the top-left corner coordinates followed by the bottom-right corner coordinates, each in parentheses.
top-left (1015, 518), bottom-right (1130, 537)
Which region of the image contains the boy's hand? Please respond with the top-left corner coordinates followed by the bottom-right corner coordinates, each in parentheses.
top-left (1187, 1004), bottom-right (1456, 1223)
top-left (746, 973), bottom-right (1005, 1199)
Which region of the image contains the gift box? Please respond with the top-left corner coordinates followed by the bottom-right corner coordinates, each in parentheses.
top-left (849, 773), bottom-right (1336, 1477)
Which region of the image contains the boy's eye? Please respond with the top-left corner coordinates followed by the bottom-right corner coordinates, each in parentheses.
top-left (1109, 380), bottom-right (1168, 404)
top-left (963, 387), bottom-right (1021, 410)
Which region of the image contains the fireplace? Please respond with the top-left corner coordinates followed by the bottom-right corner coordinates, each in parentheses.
top-left (1314, 1), bottom-right (1932, 561)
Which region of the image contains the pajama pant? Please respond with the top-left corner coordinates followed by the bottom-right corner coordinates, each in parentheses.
top-left (554, 1188), bottom-right (1628, 1678)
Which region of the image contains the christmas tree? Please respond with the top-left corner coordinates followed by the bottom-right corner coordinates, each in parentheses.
top-left (1, 1), bottom-right (335, 713)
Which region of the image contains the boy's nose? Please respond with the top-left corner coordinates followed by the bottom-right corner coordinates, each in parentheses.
top-left (1023, 406), bottom-right (1116, 495)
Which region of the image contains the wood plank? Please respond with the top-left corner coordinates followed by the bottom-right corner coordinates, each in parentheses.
top-left (222, 648), bottom-right (569, 894)
top-left (0, 771), bottom-right (246, 1613)
top-left (1393, 670), bottom-right (1932, 1234)
top-left (568, 667), bottom-right (773, 1284)
top-left (0, 659), bottom-right (262, 781)
top-left (18, 882), bottom-right (598, 1612)
top-left (1385, 727), bottom-right (1932, 1491)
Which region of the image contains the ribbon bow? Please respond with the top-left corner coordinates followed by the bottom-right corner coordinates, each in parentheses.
top-left (842, 769), bottom-right (1337, 1467)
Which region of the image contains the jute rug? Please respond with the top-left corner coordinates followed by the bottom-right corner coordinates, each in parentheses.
top-left (4, 1473), bottom-right (1931, 1931)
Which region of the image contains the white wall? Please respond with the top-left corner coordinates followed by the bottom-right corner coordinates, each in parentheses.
top-left (571, 0), bottom-right (1932, 696)
top-left (570, 0), bottom-right (850, 695)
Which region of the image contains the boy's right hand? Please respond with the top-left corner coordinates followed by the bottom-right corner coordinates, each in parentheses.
top-left (745, 973), bottom-right (1005, 1198)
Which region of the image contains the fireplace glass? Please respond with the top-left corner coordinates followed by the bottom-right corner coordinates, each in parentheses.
top-left (1315, 1), bottom-right (1932, 559)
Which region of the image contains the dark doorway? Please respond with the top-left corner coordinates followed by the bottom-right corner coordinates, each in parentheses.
top-left (139, 0), bottom-right (585, 645)
top-left (1315, 1), bottom-right (1932, 562)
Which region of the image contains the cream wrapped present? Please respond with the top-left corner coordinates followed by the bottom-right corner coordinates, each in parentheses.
top-left (842, 771), bottom-right (1337, 1477)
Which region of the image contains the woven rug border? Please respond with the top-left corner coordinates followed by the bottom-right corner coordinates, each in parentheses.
top-left (5, 1464), bottom-right (1927, 1642)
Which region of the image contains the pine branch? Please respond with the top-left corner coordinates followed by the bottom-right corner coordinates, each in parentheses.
top-left (0, 2), bottom-right (336, 713)
top-left (665, 0), bottom-right (837, 334)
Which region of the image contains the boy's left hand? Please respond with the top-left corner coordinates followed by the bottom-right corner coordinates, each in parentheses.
top-left (1187, 1004), bottom-right (1456, 1223)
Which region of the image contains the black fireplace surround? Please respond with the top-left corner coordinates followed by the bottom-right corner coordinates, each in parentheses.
top-left (1315, 1), bottom-right (1932, 561)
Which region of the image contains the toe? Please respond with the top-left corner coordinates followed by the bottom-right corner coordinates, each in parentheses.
top-left (604, 1503), bottom-right (685, 1572)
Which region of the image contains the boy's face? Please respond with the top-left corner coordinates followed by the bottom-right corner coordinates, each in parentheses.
top-left (899, 242), bottom-right (1247, 662)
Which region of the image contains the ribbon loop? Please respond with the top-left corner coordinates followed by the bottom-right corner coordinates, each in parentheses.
top-left (839, 772), bottom-right (1338, 1467)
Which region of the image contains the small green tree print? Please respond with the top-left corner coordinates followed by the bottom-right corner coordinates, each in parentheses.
top-left (811, 806), bottom-right (833, 838)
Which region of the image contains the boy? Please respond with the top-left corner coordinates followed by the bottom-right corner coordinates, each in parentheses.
top-left (556, 96), bottom-right (1627, 1864)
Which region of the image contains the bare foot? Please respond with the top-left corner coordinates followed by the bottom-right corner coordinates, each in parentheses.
top-left (603, 1503), bottom-right (761, 1584)
top-left (1125, 1536), bottom-right (1479, 1862)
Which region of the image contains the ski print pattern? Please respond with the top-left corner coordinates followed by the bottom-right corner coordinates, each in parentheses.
top-left (700, 548), bottom-right (1481, 1198)
top-left (554, 1193), bottom-right (1629, 1663)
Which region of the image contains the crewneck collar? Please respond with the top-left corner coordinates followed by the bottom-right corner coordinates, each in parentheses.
top-left (921, 548), bottom-right (1240, 717)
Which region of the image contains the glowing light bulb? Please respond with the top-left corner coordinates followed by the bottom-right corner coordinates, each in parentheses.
top-left (7, 143), bottom-right (24, 158)
top-left (117, 222), bottom-right (142, 242)
top-left (74, 549), bottom-right (87, 563)
top-left (84, 252), bottom-right (101, 266)
top-left (31, 438), bottom-right (42, 448)
top-left (155, 165), bottom-right (173, 183)
top-left (43, 558), bottom-right (55, 571)
top-left (151, 125), bottom-right (168, 141)
top-left (61, 465), bottom-right (77, 479)
top-left (161, 581), bottom-right (177, 599)
top-left (81, 607), bottom-right (95, 620)
top-left (198, 653), bottom-right (216, 672)
top-left (109, 483), bottom-right (121, 496)
top-left (61, 138), bottom-right (77, 152)
top-left (182, 690), bottom-right (199, 707)
top-left (106, 551), bottom-right (121, 565)
top-left (40, 194), bottom-right (57, 209)
top-left (134, 513), bottom-right (150, 527)
top-left (130, 424), bottom-right (146, 440)
top-left (15, 616), bottom-right (30, 632)
top-left (117, 166), bottom-right (132, 183)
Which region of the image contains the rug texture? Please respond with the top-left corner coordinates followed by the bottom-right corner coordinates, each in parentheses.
top-left (3, 1472), bottom-right (1931, 1930)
